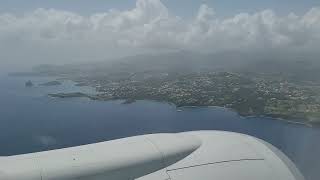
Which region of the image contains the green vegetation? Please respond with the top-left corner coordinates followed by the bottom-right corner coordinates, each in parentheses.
top-left (48, 71), bottom-right (320, 125)
top-left (19, 53), bottom-right (320, 126)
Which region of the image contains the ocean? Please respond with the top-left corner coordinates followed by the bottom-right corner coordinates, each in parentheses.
top-left (0, 75), bottom-right (319, 180)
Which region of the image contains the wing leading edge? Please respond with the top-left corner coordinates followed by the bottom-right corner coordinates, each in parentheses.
top-left (0, 131), bottom-right (304, 180)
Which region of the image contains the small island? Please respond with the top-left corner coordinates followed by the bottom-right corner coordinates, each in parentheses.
top-left (25, 80), bottom-right (34, 87)
top-left (40, 81), bottom-right (62, 86)
top-left (74, 82), bottom-right (89, 87)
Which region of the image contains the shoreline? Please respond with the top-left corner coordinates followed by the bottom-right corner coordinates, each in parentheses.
top-left (13, 75), bottom-right (317, 128)
top-left (48, 91), bottom-right (316, 128)
top-left (176, 105), bottom-right (314, 127)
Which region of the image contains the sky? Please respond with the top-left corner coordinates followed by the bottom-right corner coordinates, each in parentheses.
top-left (0, 0), bottom-right (319, 17)
top-left (0, 0), bottom-right (319, 70)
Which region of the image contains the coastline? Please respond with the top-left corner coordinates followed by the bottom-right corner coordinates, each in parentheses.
top-left (13, 74), bottom-right (317, 128)
top-left (48, 90), bottom-right (315, 128)
top-left (177, 105), bottom-right (314, 128)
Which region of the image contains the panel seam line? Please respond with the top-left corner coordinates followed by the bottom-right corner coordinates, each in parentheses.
top-left (166, 158), bottom-right (264, 172)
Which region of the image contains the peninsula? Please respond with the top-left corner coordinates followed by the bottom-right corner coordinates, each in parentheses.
top-left (18, 52), bottom-right (320, 125)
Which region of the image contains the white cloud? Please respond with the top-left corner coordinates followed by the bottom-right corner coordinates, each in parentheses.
top-left (0, 0), bottom-right (319, 67)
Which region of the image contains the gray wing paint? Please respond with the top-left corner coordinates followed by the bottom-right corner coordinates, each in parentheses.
top-left (0, 131), bottom-right (304, 180)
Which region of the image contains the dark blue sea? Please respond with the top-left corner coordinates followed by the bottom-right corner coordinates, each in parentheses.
top-left (0, 75), bottom-right (319, 180)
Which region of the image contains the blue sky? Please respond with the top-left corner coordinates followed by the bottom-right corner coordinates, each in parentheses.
top-left (0, 0), bottom-right (319, 17)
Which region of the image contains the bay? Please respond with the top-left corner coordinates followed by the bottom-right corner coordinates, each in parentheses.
top-left (0, 75), bottom-right (319, 180)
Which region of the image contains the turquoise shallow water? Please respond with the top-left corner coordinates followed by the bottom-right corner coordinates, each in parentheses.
top-left (0, 75), bottom-right (319, 180)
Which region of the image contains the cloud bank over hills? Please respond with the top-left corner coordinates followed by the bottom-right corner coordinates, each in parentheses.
top-left (0, 0), bottom-right (319, 67)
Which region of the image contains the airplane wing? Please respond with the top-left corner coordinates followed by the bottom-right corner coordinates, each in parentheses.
top-left (0, 131), bottom-right (304, 180)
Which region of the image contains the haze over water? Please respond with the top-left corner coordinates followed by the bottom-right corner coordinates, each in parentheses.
top-left (0, 75), bottom-right (319, 180)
